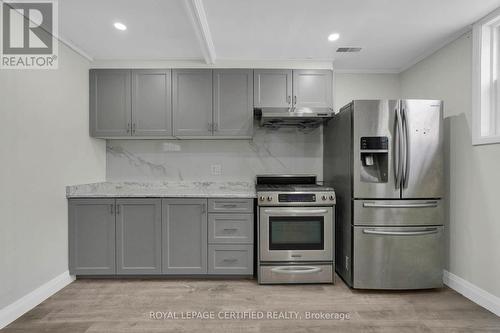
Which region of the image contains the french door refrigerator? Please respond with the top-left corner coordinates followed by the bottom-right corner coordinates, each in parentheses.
top-left (324, 100), bottom-right (444, 289)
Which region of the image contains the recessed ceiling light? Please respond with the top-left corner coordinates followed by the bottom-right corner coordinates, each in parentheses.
top-left (328, 33), bottom-right (340, 42)
top-left (114, 22), bottom-right (127, 31)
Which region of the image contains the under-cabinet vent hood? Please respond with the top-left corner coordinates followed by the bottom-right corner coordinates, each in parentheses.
top-left (258, 107), bottom-right (335, 129)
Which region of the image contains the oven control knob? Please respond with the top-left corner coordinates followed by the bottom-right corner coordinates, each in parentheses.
top-left (329, 195), bottom-right (335, 201)
top-left (259, 196), bottom-right (265, 201)
top-left (321, 195), bottom-right (327, 201)
top-left (267, 196), bottom-right (273, 201)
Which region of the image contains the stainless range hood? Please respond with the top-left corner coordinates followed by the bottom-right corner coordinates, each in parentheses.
top-left (258, 107), bottom-right (335, 129)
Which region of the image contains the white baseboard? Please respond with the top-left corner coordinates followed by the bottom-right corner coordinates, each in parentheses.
top-left (443, 270), bottom-right (500, 317)
top-left (0, 271), bottom-right (75, 329)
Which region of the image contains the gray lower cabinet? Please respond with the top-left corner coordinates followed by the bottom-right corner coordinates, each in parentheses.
top-left (69, 197), bottom-right (254, 277)
top-left (213, 69), bottom-right (253, 137)
top-left (162, 198), bottom-right (208, 274)
top-left (208, 214), bottom-right (253, 244)
top-left (90, 69), bottom-right (131, 137)
top-left (116, 199), bottom-right (162, 274)
top-left (172, 69), bottom-right (213, 137)
top-left (208, 198), bottom-right (253, 213)
top-left (132, 69), bottom-right (172, 137)
top-left (254, 69), bottom-right (292, 108)
top-left (292, 69), bottom-right (332, 108)
top-left (208, 245), bottom-right (253, 275)
top-left (69, 199), bottom-right (116, 275)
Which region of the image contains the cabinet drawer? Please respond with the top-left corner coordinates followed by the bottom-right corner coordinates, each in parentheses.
top-left (208, 198), bottom-right (253, 213)
top-left (208, 214), bottom-right (253, 244)
top-left (208, 245), bottom-right (253, 275)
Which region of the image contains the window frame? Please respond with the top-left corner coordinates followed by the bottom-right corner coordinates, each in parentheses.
top-left (472, 7), bottom-right (500, 145)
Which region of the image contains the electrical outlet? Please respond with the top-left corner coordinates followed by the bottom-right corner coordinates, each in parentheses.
top-left (211, 164), bottom-right (222, 176)
top-left (162, 142), bottom-right (181, 152)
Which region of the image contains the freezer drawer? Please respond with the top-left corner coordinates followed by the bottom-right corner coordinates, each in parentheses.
top-left (353, 226), bottom-right (443, 289)
top-left (353, 199), bottom-right (443, 226)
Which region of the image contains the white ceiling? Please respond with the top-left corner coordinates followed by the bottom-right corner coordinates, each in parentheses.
top-left (59, 0), bottom-right (500, 71)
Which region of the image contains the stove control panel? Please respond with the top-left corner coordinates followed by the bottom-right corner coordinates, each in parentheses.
top-left (257, 191), bottom-right (336, 206)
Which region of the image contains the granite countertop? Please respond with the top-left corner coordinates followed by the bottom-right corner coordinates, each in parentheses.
top-left (66, 181), bottom-right (256, 198)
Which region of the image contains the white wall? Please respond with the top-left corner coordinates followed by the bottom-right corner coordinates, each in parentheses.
top-left (401, 32), bottom-right (500, 298)
top-left (334, 73), bottom-right (401, 111)
top-left (0, 42), bottom-right (106, 309)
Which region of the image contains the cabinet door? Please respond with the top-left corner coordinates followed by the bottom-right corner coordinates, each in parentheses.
top-left (90, 69), bottom-right (131, 137)
top-left (292, 69), bottom-right (332, 108)
top-left (69, 199), bottom-right (115, 275)
top-left (253, 69), bottom-right (292, 108)
top-left (213, 69), bottom-right (253, 137)
top-left (132, 69), bottom-right (172, 137)
top-left (162, 199), bottom-right (208, 274)
top-left (172, 69), bottom-right (213, 136)
top-left (116, 199), bottom-right (161, 274)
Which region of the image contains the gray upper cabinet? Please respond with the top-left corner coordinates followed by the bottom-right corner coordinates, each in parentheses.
top-left (292, 69), bottom-right (332, 108)
top-left (116, 199), bottom-right (162, 274)
top-left (131, 69), bottom-right (172, 137)
top-left (69, 199), bottom-right (116, 275)
top-left (90, 69), bottom-right (131, 137)
top-left (172, 69), bottom-right (213, 137)
top-left (253, 69), bottom-right (292, 108)
top-left (162, 198), bottom-right (208, 274)
top-left (213, 69), bottom-right (253, 137)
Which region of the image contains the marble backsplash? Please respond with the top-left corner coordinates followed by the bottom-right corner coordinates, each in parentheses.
top-left (106, 126), bottom-right (323, 182)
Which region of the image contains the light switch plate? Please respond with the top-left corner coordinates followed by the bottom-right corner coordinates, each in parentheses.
top-left (211, 164), bottom-right (222, 176)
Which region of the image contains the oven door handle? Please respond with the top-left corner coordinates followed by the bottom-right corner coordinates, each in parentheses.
top-left (263, 209), bottom-right (328, 215)
top-left (271, 266), bottom-right (322, 275)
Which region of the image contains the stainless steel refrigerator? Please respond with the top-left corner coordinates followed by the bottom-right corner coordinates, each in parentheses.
top-left (324, 100), bottom-right (444, 289)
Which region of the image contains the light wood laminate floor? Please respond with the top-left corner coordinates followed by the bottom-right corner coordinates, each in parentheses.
top-left (3, 276), bottom-right (500, 332)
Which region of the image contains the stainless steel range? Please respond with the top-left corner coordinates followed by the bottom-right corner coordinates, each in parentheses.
top-left (256, 175), bottom-right (336, 284)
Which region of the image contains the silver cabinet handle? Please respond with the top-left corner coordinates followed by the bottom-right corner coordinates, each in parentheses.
top-left (271, 266), bottom-right (322, 275)
top-left (264, 209), bottom-right (328, 214)
top-left (223, 228), bottom-right (238, 231)
top-left (132, 123), bottom-right (136, 135)
top-left (222, 204), bottom-right (237, 208)
top-left (222, 258), bottom-right (238, 262)
top-left (287, 95), bottom-right (291, 105)
top-left (363, 228), bottom-right (439, 236)
top-left (293, 95), bottom-right (297, 105)
top-left (362, 202), bottom-right (438, 208)
top-left (110, 204), bottom-right (114, 215)
top-left (126, 122), bottom-right (130, 134)
top-left (213, 122), bottom-right (218, 131)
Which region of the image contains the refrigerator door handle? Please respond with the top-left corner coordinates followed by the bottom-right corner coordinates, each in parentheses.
top-left (402, 105), bottom-right (410, 188)
top-left (362, 228), bottom-right (439, 236)
top-left (362, 201), bottom-right (439, 208)
top-left (394, 104), bottom-right (404, 189)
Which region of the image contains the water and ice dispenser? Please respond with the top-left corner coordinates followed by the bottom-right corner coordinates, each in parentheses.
top-left (359, 136), bottom-right (388, 183)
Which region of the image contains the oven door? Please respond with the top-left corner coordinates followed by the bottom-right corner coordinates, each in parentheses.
top-left (259, 207), bottom-right (333, 262)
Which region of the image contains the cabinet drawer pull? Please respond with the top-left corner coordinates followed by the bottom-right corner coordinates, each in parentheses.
top-left (223, 228), bottom-right (238, 232)
top-left (222, 258), bottom-right (238, 262)
top-left (222, 204), bottom-right (238, 208)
